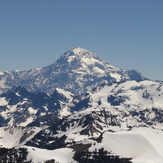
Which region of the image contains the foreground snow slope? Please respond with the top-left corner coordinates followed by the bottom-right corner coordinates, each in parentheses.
top-left (26, 146), bottom-right (77, 163)
top-left (5, 127), bottom-right (162, 163)
top-left (88, 127), bottom-right (163, 163)
top-left (0, 126), bottom-right (41, 148)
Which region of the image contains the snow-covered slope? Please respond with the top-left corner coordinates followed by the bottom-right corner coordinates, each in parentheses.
top-left (1, 127), bottom-right (163, 163)
top-left (0, 70), bottom-right (26, 93)
top-left (0, 86), bottom-right (74, 127)
top-left (88, 127), bottom-right (163, 163)
top-left (90, 80), bottom-right (163, 112)
top-left (52, 80), bottom-right (163, 139)
top-left (0, 126), bottom-right (40, 148)
top-left (1, 80), bottom-right (162, 129)
top-left (0, 47), bottom-right (145, 94)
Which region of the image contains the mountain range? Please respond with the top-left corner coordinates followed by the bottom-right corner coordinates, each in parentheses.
top-left (0, 47), bottom-right (163, 163)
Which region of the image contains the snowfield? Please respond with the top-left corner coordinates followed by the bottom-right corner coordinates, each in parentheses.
top-left (89, 127), bottom-right (163, 163)
top-left (25, 146), bottom-right (77, 163)
top-left (90, 80), bottom-right (163, 111)
top-left (0, 127), bottom-right (41, 148)
top-left (7, 127), bottom-right (163, 163)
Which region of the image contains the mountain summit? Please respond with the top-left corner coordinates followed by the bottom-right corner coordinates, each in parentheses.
top-left (0, 47), bottom-right (145, 93)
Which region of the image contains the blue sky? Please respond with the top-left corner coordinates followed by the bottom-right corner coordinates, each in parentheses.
top-left (0, 0), bottom-right (163, 80)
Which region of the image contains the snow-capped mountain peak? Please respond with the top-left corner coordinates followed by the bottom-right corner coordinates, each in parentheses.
top-left (64, 47), bottom-right (98, 57)
top-left (56, 47), bottom-right (104, 67)
top-left (0, 47), bottom-right (145, 94)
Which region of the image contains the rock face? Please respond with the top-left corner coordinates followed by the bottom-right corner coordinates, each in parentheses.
top-left (0, 86), bottom-right (74, 127)
top-left (0, 47), bottom-right (145, 94)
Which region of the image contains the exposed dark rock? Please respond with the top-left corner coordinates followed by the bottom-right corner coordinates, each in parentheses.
top-left (0, 147), bottom-right (31, 163)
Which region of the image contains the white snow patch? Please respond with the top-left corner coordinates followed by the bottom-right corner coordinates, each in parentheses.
top-left (26, 146), bottom-right (77, 163)
top-left (0, 97), bottom-right (8, 106)
top-left (81, 57), bottom-right (100, 65)
top-left (110, 73), bottom-right (121, 81)
top-left (56, 88), bottom-right (72, 99)
top-left (93, 67), bottom-right (105, 74)
top-left (28, 107), bottom-right (37, 114)
top-left (68, 55), bottom-right (76, 63)
top-left (40, 112), bottom-right (46, 116)
top-left (58, 107), bottom-right (71, 118)
top-left (0, 71), bottom-right (4, 75)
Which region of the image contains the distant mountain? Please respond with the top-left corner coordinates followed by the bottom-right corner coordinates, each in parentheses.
top-left (0, 47), bottom-right (145, 94)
